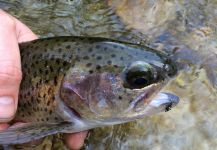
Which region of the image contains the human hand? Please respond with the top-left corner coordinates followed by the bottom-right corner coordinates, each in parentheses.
top-left (0, 10), bottom-right (87, 150)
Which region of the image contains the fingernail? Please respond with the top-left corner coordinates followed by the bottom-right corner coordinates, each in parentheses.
top-left (0, 96), bottom-right (15, 121)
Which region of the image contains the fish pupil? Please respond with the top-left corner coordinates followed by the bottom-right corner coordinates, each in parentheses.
top-left (133, 77), bottom-right (148, 87)
top-left (126, 69), bottom-right (152, 89)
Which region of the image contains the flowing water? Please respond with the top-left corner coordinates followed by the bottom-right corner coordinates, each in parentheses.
top-left (1, 0), bottom-right (217, 149)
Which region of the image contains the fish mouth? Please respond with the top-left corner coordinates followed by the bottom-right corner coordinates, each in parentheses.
top-left (123, 81), bottom-right (165, 114)
top-left (118, 79), bottom-right (179, 120)
top-left (101, 91), bottom-right (179, 126)
top-left (140, 92), bottom-right (179, 116)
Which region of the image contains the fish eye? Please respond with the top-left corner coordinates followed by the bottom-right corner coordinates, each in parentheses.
top-left (123, 61), bottom-right (157, 89)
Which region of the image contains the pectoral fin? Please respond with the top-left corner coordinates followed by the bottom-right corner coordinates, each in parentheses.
top-left (0, 122), bottom-right (73, 145)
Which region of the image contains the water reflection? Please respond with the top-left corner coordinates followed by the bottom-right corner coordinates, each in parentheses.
top-left (1, 0), bottom-right (217, 149)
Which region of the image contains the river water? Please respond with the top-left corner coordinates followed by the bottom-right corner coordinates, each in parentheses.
top-left (1, 0), bottom-right (217, 150)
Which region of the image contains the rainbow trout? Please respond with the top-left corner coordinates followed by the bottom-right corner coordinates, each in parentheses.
top-left (0, 36), bottom-right (179, 145)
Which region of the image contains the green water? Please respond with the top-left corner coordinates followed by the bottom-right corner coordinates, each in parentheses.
top-left (1, 0), bottom-right (217, 149)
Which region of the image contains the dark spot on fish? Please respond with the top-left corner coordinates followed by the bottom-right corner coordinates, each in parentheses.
top-left (39, 68), bottom-right (43, 74)
top-left (49, 110), bottom-right (52, 115)
top-left (113, 65), bottom-right (118, 68)
top-left (33, 72), bottom-right (37, 77)
top-left (86, 63), bottom-right (92, 67)
top-left (27, 68), bottom-right (31, 74)
top-left (95, 45), bottom-right (100, 49)
top-left (88, 48), bottom-right (93, 52)
top-left (104, 47), bottom-right (108, 51)
top-left (23, 103), bottom-right (27, 108)
top-left (96, 56), bottom-right (102, 60)
top-left (58, 48), bottom-right (62, 53)
top-left (66, 45), bottom-right (71, 49)
top-left (57, 43), bottom-right (61, 47)
top-left (96, 65), bottom-right (101, 70)
top-left (44, 43), bottom-right (49, 47)
top-left (37, 98), bottom-right (40, 103)
top-left (89, 70), bottom-right (94, 74)
top-left (64, 39), bottom-right (68, 42)
top-left (44, 61), bottom-right (48, 67)
top-left (113, 45), bottom-right (118, 48)
top-left (63, 61), bottom-right (68, 66)
top-left (51, 55), bottom-right (55, 61)
top-left (44, 108), bottom-right (48, 112)
top-left (31, 63), bottom-right (35, 68)
top-left (54, 76), bottom-right (58, 85)
top-left (54, 117), bottom-right (59, 121)
top-left (45, 79), bottom-right (49, 83)
top-left (50, 66), bottom-right (54, 72)
top-left (39, 53), bottom-right (43, 58)
top-left (107, 60), bottom-right (112, 65)
top-left (118, 96), bottom-right (122, 100)
top-left (45, 70), bottom-right (49, 75)
top-left (111, 54), bottom-right (116, 58)
top-left (76, 55), bottom-right (80, 62)
top-left (32, 55), bottom-right (36, 59)
top-left (44, 54), bottom-right (49, 59)
top-left (56, 59), bottom-right (60, 64)
top-left (83, 56), bottom-right (89, 60)
top-left (92, 54), bottom-right (95, 57)
top-left (120, 56), bottom-right (124, 60)
top-left (23, 63), bottom-right (27, 68)
top-left (47, 101), bottom-right (51, 106)
top-left (62, 53), bottom-right (66, 58)
top-left (69, 55), bottom-right (72, 59)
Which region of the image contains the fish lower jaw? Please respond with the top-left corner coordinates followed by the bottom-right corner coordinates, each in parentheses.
top-left (55, 95), bottom-right (86, 127)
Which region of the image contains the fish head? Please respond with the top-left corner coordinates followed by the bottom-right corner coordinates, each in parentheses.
top-left (59, 41), bottom-right (178, 124)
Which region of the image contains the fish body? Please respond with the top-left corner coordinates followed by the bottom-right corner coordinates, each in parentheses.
top-left (0, 36), bottom-right (179, 144)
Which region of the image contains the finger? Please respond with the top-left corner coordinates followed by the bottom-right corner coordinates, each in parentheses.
top-left (14, 17), bottom-right (38, 42)
top-left (0, 10), bottom-right (37, 122)
top-left (0, 10), bottom-right (22, 122)
top-left (64, 131), bottom-right (88, 150)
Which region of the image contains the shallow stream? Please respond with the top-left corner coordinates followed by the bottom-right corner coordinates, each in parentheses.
top-left (1, 0), bottom-right (217, 149)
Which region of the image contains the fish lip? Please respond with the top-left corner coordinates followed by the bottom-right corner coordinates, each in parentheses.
top-left (123, 80), bottom-right (166, 114)
top-left (148, 92), bottom-right (179, 108)
top-left (113, 92), bottom-right (179, 123)
top-left (137, 92), bottom-right (180, 116)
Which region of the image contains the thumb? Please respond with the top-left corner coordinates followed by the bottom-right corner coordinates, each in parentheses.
top-left (0, 11), bottom-right (22, 122)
